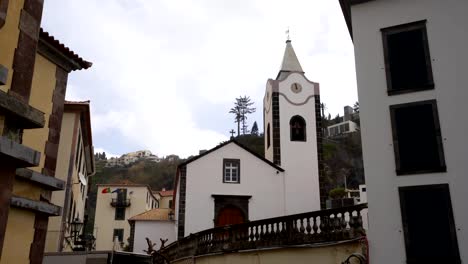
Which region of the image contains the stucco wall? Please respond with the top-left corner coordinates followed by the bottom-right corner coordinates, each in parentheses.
top-left (351, 0), bottom-right (468, 263)
top-left (45, 112), bottom-right (79, 252)
top-left (277, 73), bottom-right (321, 214)
top-left (133, 221), bottom-right (176, 254)
top-left (0, 0), bottom-right (24, 93)
top-left (22, 54), bottom-right (57, 172)
top-left (0, 208), bottom-right (36, 264)
top-left (159, 196), bottom-right (173, 209)
top-left (94, 186), bottom-right (157, 250)
top-left (172, 240), bottom-right (363, 264)
top-left (182, 143), bottom-right (286, 236)
top-left (263, 81), bottom-right (274, 162)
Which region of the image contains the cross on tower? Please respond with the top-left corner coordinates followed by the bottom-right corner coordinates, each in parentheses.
top-left (229, 129), bottom-right (236, 138)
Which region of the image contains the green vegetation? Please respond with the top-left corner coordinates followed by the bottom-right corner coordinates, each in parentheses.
top-left (329, 187), bottom-right (346, 199)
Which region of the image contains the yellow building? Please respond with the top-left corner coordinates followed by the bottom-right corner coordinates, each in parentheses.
top-left (154, 189), bottom-right (174, 209)
top-left (0, 1), bottom-right (91, 263)
top-left (45, 101), bottom-right (95, 252)
top-left (94, 182), bottom-right (159, 251)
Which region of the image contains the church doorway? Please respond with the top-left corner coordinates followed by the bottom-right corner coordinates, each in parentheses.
top-left (215, 205), bottom-right (245, 227)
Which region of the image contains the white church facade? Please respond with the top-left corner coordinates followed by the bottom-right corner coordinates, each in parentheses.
top-left (174, 40), bottom-right (325, 239)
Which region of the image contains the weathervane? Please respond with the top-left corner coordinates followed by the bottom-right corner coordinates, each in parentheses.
top-left (286, 27), bottom-right (290, 41)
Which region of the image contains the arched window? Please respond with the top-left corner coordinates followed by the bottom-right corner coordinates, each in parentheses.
top-left (267, 123), bottom-right (271, 148)
top-left (290, 115), bottom-right (306, 141)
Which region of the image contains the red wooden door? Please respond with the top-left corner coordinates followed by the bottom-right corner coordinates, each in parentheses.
top-left (216, 206), bottom-right (245, 227)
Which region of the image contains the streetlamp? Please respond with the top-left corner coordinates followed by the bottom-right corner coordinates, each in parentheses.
top-left (70, 218), bottom-right (84, 244)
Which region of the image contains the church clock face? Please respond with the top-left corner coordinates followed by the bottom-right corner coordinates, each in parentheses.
top-left (291, 83), bottom-right (302, 93)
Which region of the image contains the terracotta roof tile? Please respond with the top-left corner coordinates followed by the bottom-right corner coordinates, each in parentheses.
top-left (39, 28), bottom-right (92, 70)
top-left (128, 208), bottom-right (173, 221)
top-left (159, 190), bottom-right (174, 197)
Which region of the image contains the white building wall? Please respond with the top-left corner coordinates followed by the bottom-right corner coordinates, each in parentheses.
top-left (183, 143), bottom-right (286, 236)
top-left (133, 221), bottom-right (176, 254)
top-left (277, 73), bottom-right (321, 214)
top-left (351, 0), bottom-right (468, 262)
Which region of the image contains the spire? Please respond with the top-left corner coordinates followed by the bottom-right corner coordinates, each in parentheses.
top-left (276, 40), bottom-right (304, 80)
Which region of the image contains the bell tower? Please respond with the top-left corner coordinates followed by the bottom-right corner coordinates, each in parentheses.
top-left (263, 40), bottom-right (325, 212)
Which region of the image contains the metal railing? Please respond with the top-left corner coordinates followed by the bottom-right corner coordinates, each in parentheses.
top-left (110, 198), bottom-right (131, 207)
top-left (160, 203), bottom-right (367, 262)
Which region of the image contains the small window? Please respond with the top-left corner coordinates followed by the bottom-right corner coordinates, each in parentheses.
top-left (361, 187), bottom-right (366, 192)
top-left (223, 159), bottom-right (240, 183)
top-left (267, 123), bottom-right (271, 148)
top-left (169, 200), bottom-right (173, 208)
top-left (382, 20), bottom-right (434, 95)
top-left (399, 184), bottom-right (460, 263)
top-left (290, 115), bottom-right (306, 141)
top-left (390, 100), bottom-right (445, 175)
top-left (113, 229), bottom-right (124, 242)
top-left (115, 207), bottom-right (125, 220)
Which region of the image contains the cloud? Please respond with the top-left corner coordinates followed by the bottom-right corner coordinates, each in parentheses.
top-left (42, 0), bottom-right (356, 158)
top-left (94, 147), bottom-right (119, 159)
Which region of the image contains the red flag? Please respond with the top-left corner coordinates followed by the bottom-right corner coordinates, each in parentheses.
top-left (102, 187), bottom-right (111, 193)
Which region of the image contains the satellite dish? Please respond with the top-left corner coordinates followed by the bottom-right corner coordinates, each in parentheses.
top-left (79, 172), bottom-right (87, 186)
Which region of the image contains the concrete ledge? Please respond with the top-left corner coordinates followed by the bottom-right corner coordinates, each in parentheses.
top-left (10, 195), bottom-right (62, 216)
top-left (0, 89), bottom-right (45, 128)
top-left (0, 136), bottom-right (41, 167)
top-left (16, 168), bottom-right (65, 191)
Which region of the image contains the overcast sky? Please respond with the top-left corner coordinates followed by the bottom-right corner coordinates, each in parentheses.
top-left (41, 0), bottom-right (357, 158)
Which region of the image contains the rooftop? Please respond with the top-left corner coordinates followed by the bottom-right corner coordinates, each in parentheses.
top-left (128, 208), bottom-right (173, 221)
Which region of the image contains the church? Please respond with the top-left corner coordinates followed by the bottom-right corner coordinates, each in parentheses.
top-left (173, 40), bottom-right (325, 239)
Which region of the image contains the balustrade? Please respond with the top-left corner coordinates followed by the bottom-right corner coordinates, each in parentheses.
top-left (160, 204), bottom-right (367, 262)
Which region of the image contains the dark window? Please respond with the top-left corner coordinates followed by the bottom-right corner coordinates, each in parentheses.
top-left (390, 100), bottom-right (445, 175)
top-left (223, 159), bottom-right (240, 183)
top-left (382, 20), bottom-right (434, 95)
top-left (290, 115), bottom-right (306, 141)
top-left (115, 207), bottom-right (125, 220)
top-left (361, 188), bottom-right (366, 192)
top-left (267, 123), bottom-right (271, 148)
top-left (113, 229), bottom-right (124, 242)
top-left (399, 184), bottom-right (460, 264)
top-left (169, 200), bottom-right (173, 208)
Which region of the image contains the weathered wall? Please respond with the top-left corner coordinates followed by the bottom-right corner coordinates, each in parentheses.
top-left (172, 240), bottom-right (363, 264)
top-left (351, 0), bottom-right (468, 263)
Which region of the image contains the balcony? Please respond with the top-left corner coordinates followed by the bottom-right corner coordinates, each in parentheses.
top-left (159, 203), bottom-right (367, 263)
top-left (110, 198), bottom-right (131, 207)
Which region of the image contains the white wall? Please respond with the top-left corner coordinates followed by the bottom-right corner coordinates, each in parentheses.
top-left (277, 72), bottom-right (321, 214)
top-left (351, 0), bottom-right (468, 263)
top-left (133, 221), bottom-right (176, 254)
top-left (182, 142), bottom-right (286, 236)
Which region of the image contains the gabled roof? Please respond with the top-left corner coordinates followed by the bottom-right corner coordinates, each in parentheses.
top-left (128, 208), bottom-right (172, 222)
top-left (178, 140), bottom-right (284, 172)
top-left (276, 40), bottom-right (304, 80)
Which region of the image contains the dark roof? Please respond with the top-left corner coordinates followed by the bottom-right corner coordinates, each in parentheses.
top-left (39, 28), bottom-right (92, 70)
top-left (178, 140), bottom-right (284, 172)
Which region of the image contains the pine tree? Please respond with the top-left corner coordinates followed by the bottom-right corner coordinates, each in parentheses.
top-left (229, 96), bottom-right (256, 136)
top-left (251, 121), bottom-right (259, 135)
